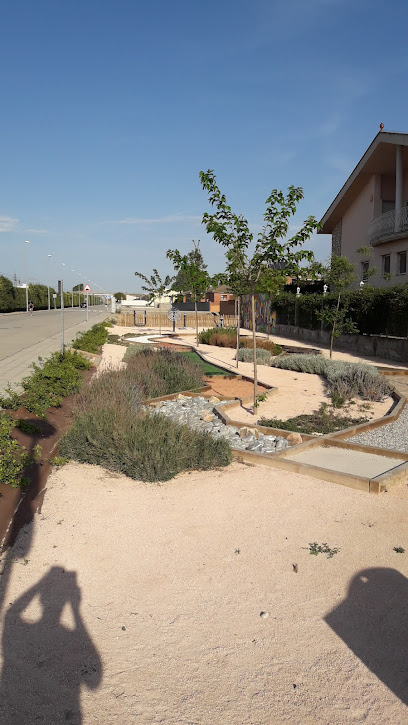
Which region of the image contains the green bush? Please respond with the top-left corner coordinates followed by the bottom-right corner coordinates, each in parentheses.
top-left (0, 350), bottom-right (91, 417)
top-left (61, 410), bottom-right (231, 482)
top-left (269, 354), bottom-right (393, 401)
top-left (61, 366), bottom-right (231, 482)
top-left (260, 403), bottom-right (368, 435)
top-left (0, 413), bottom-right (30, 487)
top-left (271, 284), bottom-right (408, 337)
top-left (240, 338), bottom-right (282, 355)
top-left (72, 323), bottom-right (108, 353)
top-left (198, 327), bottom-right (237, 346)
top-left (236, 348), bottom-right (272, 364)
top-left (126, 348), bottom-right (203, 398)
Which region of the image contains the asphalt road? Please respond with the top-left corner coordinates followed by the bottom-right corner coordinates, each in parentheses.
top-left (0, 306), bottom-right (108, 395)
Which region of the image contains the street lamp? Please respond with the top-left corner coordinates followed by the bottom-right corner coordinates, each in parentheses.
top-left (47, 254), bottom-right (52, 310)
top-left (24, 241), bottom-right (30, 312)
top-left (71, 270), bottom-right (75, 307)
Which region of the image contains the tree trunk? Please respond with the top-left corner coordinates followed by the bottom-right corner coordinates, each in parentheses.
top-left (251, 290), bottom-right (257, 412)
top-left (236, 296), bottom-right (240, 369)
top-left (267, 294), bottom-right (271, 339)
top-left (195, 300), bottom-right (199, 346)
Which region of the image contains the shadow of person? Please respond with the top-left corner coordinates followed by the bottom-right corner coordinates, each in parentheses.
top-left (325, 567), bottom-right (408, 705)
top-left (0, 566), bottom-right (102, 724)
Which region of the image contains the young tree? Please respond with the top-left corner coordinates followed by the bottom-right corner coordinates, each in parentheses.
top-left (114, 291), bottom-right (126, 301)
top-left (317, 255), bottom-right (358, 358)
top-left (200, 169), bottom-right (319, 411)
top-left (134, 268), bottom-right (174, 335)
top-left (167, 241), bottom-right (215, 346)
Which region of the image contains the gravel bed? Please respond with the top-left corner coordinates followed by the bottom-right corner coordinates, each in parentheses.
top-left (347, 405), bottom-right (408, 453)
top-left (145, 395), bottom-right (290, 454)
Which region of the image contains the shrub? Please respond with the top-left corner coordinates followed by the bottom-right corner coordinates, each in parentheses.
top-left (239, 338), bottom-right (282, 355)
top-left (61, 410), bottom-right (231, 482)
top-left (122, 343), bottom-right (152, 362)
top-left (0, 350), bottom-right (91, 417)
top-left (198, 327), bottom-right (237, 346)
top-left (236, 348), bottom-right (272, 364)
top-left (126, 348), bottom-right (203, 398)
top-left (72, 323), bottom-right (109, 353)
top-left (0, 413), bottom-right (30, 487)
top-left (269, 354), bottom-right (393, 401)
top-left (260, 403), bottom-right (369, 435)
top-left (61, 373), bottom-right (231, 482)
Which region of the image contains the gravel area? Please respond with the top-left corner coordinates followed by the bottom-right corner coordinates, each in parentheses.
top-left (347, 405), bottom-right (408, 453)
top-left (146, 394), bottom-right (290, 454)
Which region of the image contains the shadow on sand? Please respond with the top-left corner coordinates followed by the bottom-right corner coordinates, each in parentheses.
top-left (0, 566), bottom-right (102, 724)
top-left (325, 567), bottom-right (408, 705)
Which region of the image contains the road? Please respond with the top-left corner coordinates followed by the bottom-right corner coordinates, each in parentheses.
top-left (0, 306), bottom-right (108, 395)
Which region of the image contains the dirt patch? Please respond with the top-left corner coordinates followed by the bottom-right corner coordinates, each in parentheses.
top-left (202, 375), bottom-right (268, 400)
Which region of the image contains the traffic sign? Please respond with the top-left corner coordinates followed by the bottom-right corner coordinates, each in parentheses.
top-left (83, 284), bottom-right (92, 293)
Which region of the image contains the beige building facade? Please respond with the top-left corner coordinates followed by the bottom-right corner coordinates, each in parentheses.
top-left (319, 131), bottom-right (408, 287)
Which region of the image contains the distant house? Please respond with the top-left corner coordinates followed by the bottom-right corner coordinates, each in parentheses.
top-left (175, 285), bottom-right (235, 314)
top-left (319, 130), bottom-right (408, 287)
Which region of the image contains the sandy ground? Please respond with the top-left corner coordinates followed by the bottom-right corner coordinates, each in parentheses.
top-left (1, 462), bottom-right (408, 724)
top-left (1, 329), bottom-right (408, 723)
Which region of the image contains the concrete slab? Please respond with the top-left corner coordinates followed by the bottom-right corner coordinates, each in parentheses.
top-left (284, 446), bottom-right (403, 478)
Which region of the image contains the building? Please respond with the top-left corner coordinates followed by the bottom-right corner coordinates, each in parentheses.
top-left (175, 285), bottom-right (236, 314)
top-left (319, 129), bottom-right (408, 287)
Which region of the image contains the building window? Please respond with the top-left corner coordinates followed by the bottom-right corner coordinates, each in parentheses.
top-left (361, 261), bottom-right (369, 281)
top-left (220, 294), bottom-right (227, 300)
top-left (398, 251), bottom-right (407, 275)
top-left (382, 255), bottom-right (391, 276)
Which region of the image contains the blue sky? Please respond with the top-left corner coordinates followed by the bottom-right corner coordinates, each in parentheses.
top-left (1, 0), bottom-right (408, 293)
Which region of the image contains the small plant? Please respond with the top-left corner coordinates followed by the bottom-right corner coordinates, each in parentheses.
top-left (0, 384), bottom-right (22, 411)
top-left (236, 347), bottom-right (272, 364)
top-left (0, 413), bottom-right (31, 488)
top-left (47, 456), bottom-right (69, 467)
top-left (330, 390), bottom-right (346, 408)
top-left (254, 391), bottom-right (269, 409)
top-left (306, 542), bottom-right (340, 558)
top-left (260, 402), bottom-right (368, 435)
top-left (393, 546), bottom-right (405, 553)
top-left (15, 419), bottom-right (42, 435)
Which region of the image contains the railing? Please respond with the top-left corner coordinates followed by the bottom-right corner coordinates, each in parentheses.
top-left (368, 207), bottom-right (408, 245)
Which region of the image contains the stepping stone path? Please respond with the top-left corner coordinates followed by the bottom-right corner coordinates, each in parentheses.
top-left (146, 395), bottom-right (290, 454)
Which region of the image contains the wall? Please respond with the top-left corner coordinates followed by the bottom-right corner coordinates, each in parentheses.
top-left (273, 324), bottom-right (408, 363)
top-left (341, 175), bottom-right (375, 275)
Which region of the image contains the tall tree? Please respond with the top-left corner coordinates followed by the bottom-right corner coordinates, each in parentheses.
top-left (173, 245), bottom-right (207, 293)
top-left (134, 268), bottom-right (174, 335)
top-left (200, 169), bottom-right (319, 411)
top-left (167, 241), bottom-right (215, 346)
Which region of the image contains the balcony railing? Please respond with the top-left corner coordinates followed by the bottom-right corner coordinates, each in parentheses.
top-left (368, 207), bottom-right (408, 245)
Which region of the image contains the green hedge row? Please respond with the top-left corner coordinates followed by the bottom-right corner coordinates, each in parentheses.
top-left (0, 275), bottom-right (100, 313)
top-left (273, 284), bottom-right (408, 337)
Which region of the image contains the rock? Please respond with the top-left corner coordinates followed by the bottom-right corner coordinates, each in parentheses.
top-left (239, 426), bottom-right (254, 439)
top-left (177, 394), bottom-right (189, 401)
top-left (286, 432), bottom-right (303, 447)
top-left (202, 412), bottom-right (214, 423)
top-left (275, 439), bottom-right (289, 451)
top-left (209, 396), bottom-right (220, 404)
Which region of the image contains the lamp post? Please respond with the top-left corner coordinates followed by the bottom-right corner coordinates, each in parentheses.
top-left (47, 254), bottom-right (52, 310)
top-left (24, 241), bottom-right (30, 312)
top-left (71, 270), bottom-right (75, 307)
top-left (61, 263), bottom-right (65, 352)
top-left (78, 274), bottom-right (82, 307)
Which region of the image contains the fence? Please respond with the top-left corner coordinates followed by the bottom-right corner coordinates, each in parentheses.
top-left (116, 311), bottom-right (237, 328)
